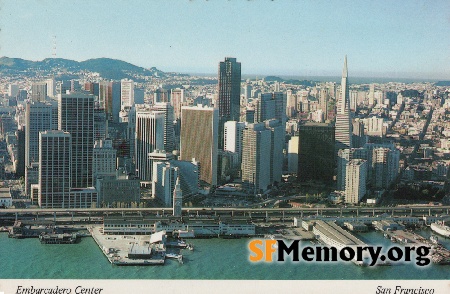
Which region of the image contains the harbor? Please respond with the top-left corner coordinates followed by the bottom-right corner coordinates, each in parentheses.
top-left (88, 226), bottom-right (188, 266)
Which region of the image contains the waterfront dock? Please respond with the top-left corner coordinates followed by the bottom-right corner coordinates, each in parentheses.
top-left (384, 229), bottom-right (450, 264)
top-left (89, 226), bottom-right (166, 266)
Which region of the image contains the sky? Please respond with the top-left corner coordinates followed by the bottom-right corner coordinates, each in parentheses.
top-left (0, 0), bottom-right (449, 79)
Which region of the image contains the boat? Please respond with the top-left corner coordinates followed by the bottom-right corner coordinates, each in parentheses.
top-left (430, 221), bottom-right (450, 238)
top-left (430, 235), bottom-right (440, 245)
top-left (39, 233), bottom-right (80, 244)
top-left (166, 253), bottom-right (183, 264)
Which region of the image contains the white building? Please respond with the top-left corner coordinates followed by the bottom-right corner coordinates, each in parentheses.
top-left (152, 162), bottom-right (179, 206)
top-left (8, 84), bottom-right (19, 98)
top-left (93, 139), bottom-right (117, 182)
top-left (241, 123), bottom-right (271, 193)
top-left (0, 188), bottom-right (13, 208)
top-left (120, 79), bottom-right (134, 109)
top-left (135, 110), bottom-right (165, 182)
top-left (224, 121), bottom-right (245, 163)
top-left (345, 159), bottom-right (367, 204)
top-left (287, 136), bottom-right (299, 174)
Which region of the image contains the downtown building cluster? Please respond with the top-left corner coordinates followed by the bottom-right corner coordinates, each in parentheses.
top-left (0, 55), bottom-right (449, 210)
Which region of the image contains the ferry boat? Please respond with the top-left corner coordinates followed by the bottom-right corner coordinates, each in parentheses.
top-left (430, 221), bottom-right (450, 238)
top-left (39, 233), bottom-right (80, 244)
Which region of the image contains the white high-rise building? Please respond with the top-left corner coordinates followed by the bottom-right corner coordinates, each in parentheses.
top-left (31, 82), bottom-right (47, 102)
top-left (224, 121), bottom-right (245, 163)
top-left (337, 148), bottom-right (370, 191)
top-left (38, 131), bottom-right (71, 208)
top-left (58, 92), bottom-right (95, 188)
top-left (46, 79), bottom-right (56, 98)
top-left (8, 84), bottom-right (19, 97)
top-left (151, 102), bottom-right (175, 152)
top-left (287, 136), bottom-right (299, 174)
top-left (152, 161), bottom-right (179, 206)
top-left (93, 139), bottom-right (117, 182)
top-left (345, 159), bottom-right (367, 204)
top-left (265, 119), bottom-right (284, 185)
top-left (135, 110), bottom-right (165, 182)
top-left (121, 79), bottom-right (134, 109)
top-left (335, 56), bottom-right (352, 153)
top-left (241, 123), bottom-right (271, 193)
top-left (372, 147), bottom-right (400, 189)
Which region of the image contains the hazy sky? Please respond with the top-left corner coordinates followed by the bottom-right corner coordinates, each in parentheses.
top-left (0, 0), bottom-right (449, 79)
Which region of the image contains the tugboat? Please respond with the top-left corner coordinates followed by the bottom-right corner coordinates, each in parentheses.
top-left (39, 233), bottom-right (80, 244)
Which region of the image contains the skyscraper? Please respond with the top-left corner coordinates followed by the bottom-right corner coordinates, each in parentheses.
top-left (58, 92), bottom-right (95, 188)
top-left (298, 122), bottom-right (335, 182)
top-left (254, 92), bottom-right (287, 127)
top-left (120, 79), bottom-right (134, 109)
top-left (345, 159), bottom-right (367, 204)
top-left (180, 105), bottom-right (218, 186)
top-left (218, 57), bottom-right (241, 121)
top-left (38, 130), bottom-right (72, 208)
top-left (135, 110), bottom-right (165, 182)
top-left (31, 82), bottom-right (47, 102)
top-left (223, 121), bottom-right (245, 163)
top-left (335, 56), bottom-right (352, 153)
top-left (218, 57), bottom-right (241, 149)
top-left (25, 102), bottom-right (54, 167)
top-left (241, 123), bottom-right (271, 193)
top-left (151, 102), bottom-right (175, 152)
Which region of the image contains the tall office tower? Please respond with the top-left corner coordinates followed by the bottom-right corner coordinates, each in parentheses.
top-left (92, 139), bottom-right (117, 182)
top-left (94, 108), bottom-right (108, 142)
top-left (254, 92), bottom-right (287, 127)
top-left (25, 102), bottom-right (54, 167)
top-left (135, 111), bottom-right (165, 181)
top-left (286, 89), bottom-right (297, 118)
top-left (8, 84), bottom-right (19, 98)
top-left (171, 88), bottom-right (184, 120)
top-left (172, 176), bottom-right (183, 217)
top-left (16, 127), bottom-right (26, 177)
top-left (337, 148), bottom-right (370, 191)
top-left (46, 79), bottom-right (56, 98)
top-left (350, 90), bottom-right (358, 111)
top-left (218, 57), bottom-right (241, 121)
top-left (218, 57), bottom-right (241, 148)
top-left (151, 102), bottom-right (175, 152)
top-left (152, 162), bottom-right (179, 206)
top-left (335, 56), bottom-right (352, 153)
top-left (352, 119), bottom-right (367, 148)
top-left (38, 130), bottom-right (72, 208)
top-left (121, 79), bottom-right (134, 109)
top-left (287, 136), bottom-right (299, 174)
top-left (265, 119), bottom-right (284, 185)
top-left (345, 159), bottom-right (367, 204)
top-left (372, 147), bottom-right (400, 189)
top-left (241, 123), bottom-right (271, 193)
top-left (298, 122), bottom-right (335, 182)
top-left (224, 121), bottom-right (245, 163)
top-left (180, 105), bottom-right (218, 186)
top-left (98, 81), bottom-right (110, 111)
top-left (244, 83), bottom-right (252, 101)
top-left (31, 82), bottom-right (47, 102)
top-left (368, 84), bottom-right (375, 107)
top-left (154, 88), bottom-right (170, 103)
top-left (58, 92), bottom-right (95, 188)
top-left (319, 87), bottom-right (329, 119)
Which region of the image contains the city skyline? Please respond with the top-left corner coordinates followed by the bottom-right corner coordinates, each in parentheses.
top-left (0, 1), bottom-right (449, 79)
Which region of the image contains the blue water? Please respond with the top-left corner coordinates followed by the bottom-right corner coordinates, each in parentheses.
top-left (0, 229), bottom-right (448, 280)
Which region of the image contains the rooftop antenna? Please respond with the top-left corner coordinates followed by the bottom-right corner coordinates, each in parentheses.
top-left (52, 35), bottom-right (57, 58)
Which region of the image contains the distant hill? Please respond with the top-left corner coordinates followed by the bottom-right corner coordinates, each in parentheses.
top-left (0, 56), bottom-right (166, 80)
top-left (435, 81), bottom-right (450, 87)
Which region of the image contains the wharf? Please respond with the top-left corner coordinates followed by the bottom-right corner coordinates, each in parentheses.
top-left (384, 230), bottom-right (450, 264)
top-left (280, 228), bottom-right (315, 240)
top-left (89, 226), bottom-right (165, 266)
